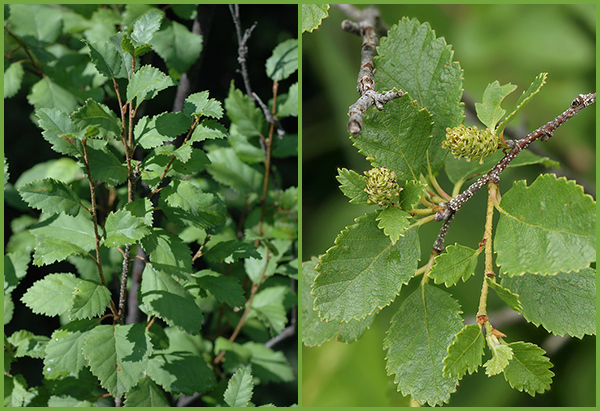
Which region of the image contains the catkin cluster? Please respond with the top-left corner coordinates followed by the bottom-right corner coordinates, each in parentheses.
top-left (364, 166), bottom-right (402, 207)
top-left (442, 124), bottom-right (499, 164)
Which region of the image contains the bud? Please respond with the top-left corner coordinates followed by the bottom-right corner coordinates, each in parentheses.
top-left (442, 124), bottom-right (499, 164)
top-left (364, 166), bottom-right (402, 207)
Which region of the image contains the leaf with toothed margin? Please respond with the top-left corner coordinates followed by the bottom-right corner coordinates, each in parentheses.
top-left (497, 73), bottom-right (547, 136)
top-left (376, 207), bottom-right (411, 245)
top-left (313, 212), bottom-right (419, 323)
top-left (474, 81), bottom-right (517, 132)
top-left (429, 243), bottom-right (481, 287)
top-left (443, 324), bottom-right (485, 379)
top-left (336, 168), bottom-right (369, 205)
top-left (502, 342), bottom-right (554, 396)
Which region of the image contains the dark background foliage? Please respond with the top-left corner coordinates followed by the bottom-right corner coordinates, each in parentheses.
top-left (4, 4), bottom-right (297, 406)
top-left (302, 4), bottom-right (595, 407)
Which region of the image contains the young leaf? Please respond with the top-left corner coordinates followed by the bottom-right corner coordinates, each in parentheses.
top-left (336, 168), bottom-right (369, 205)
top-left (474, 81), bottom-right (518, 132)
top-left (82, 323), bottom-right (152, 397)
top-left (376, 207), bottom-right (411, 245)
top-left (495, 174), bottom-right (596, 276)
top-left (139, 264), bottom-right (203, 335)
top-left (398, 180), bottom-right (428, 211)
top-left (192, 270), bottom-right (246, 308)
top-left (357, 94), bottom-right (433, 181)
top-left (302, 258), bottom-right (374, 347)
top-left (384, 284), bottom-right (463, 406)
top-left (224, 365), bottom-right (254, 407)
top-left (314, 212), bottom-right (420, 323)
top-left (104, 209), bottom-right (151, 247)
top-left (152, 20), bottom-right (203, 75)
top-left (503, 342), bottom-right (554, 396)
top-left (123, 375), bottom-right (169, 407)
top-left (36, 109), bottom-right (81, 157)
top-left (21, 273), bottom-right (78, 317)
top-left (141, 229), bottom-right (193, 281)
top-left (18, 178), bottom-right (82, 216)
top-left (70, 279), bottom-right (112, 320)
top-left (44, 319), bottom-right (97, 379)
top-left (146, 351), bottom-right (216, 395)
top-left (501, 268), bottom-right (595, 338)
top-left (5, 62), bottom-right (24, 98)
top-left (127, 65), bottom-right (177, 109)
top-left (225, 82), bottom-right (264, 137)
top-left (374, 17), bottom-right (464, 173)
top-left (183, 90), bottom-right (223, 119)
top-left (485, 278), bottom-right (522, 313)
top-left (443, 324), bottom-right (485, 379)
top-left (429, 243), bottom-right (481, 287)
top-left (484, 344), bottom-right (513, 376)
top-left (301, 4), bottom-right (330, 33)
top-left (265, 38), bottom-right (298, 82)
top-left (70, 98), bottom-right (121, 139)
top-left (130, 9), bottom-right (163, 47)
top-left (497, 72), bottom-right (547, 136)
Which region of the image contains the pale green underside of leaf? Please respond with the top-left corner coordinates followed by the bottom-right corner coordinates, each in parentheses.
top-left (183, 90), bottom-right (223, 119)
top-left (224, 365), bottom-right (254, 407)
top-left (313, 212), bottom-right (420, 322)
top-left (18, 178), bottom-right (82, 217)
top-left (495, 174), bottom-right (596, 276)
top-left (484, 344), bottom-right (513, 376)
top-left (131, 9), bottom-right (163, 47)
top-left (5, 62), bottom-right (24, 98)
top-left (384, 284), bottom-right (463, 406)
top-left (44, 319), bottom-right (97, 379)
top-left (265, 38), bottom-right (298, 82)
top-left (474, 81), bottom-right (517, 132)
top-left (152, 20), bottom-right (203, 75)
top-left (301, 4), bottom-right (329, 33)
top-left (127, 65), bottom-right (177, 108)
top-left (486, 278), bottom-right (522, 313)
top-left (501, 268), bottom-right (595, 338)
top-left (82, 323), bottom-right (152, 397)
top-left (374, 17), bottom-right (464, 173)
top-left (336, 168), bottom-right (368, 205)
top-left (357, 94), bottom-right (433, 181)
top-left (376, 207), bottom-right (411, 245)
top-left (140, 264), bottom-right (203, 335)
top-left (497, 72), bottom-right (547, 136)
top-left (444, 149), bottom-right (560, 185)
top-left (21, 273), bottom-right (78, 316)
top-left (302, 258), bottom-right (374, 347)
top-left (123, 376), bottom-right (169, 407)
top-left (430, 243), bottom-right (481, 287)
top-left (503, 342), bottom-right (554, 396)
top-left (443, 324), bottom-right (485, 379)
top-left (277, 82), bottom-right (298, 117)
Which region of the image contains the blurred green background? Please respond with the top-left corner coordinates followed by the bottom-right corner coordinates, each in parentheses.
top-left (302, 4), bottom-right (595, 407)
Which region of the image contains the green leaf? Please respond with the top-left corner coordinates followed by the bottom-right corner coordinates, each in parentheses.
top-left (277, 82), bottom-right (298, 117)
top-left (70, 98), bottom-right (121, 138)
top-left (244, 342), bottom-right (294, 383)
top-left (44, 319), bottom-right (97, 379)
top-left (244, 240), bottom-right (291, 284)
top-left (4, 252), bottom-right (29, 294)
top-left (189, 119), bottom-right (227, 142)
top-left (302, 258), bottom-right (374, 346)
top-left (374, 17), bottom-right (464, 173)
top-left (35, 109), bottom-right (81, 157)
top-left (495, 174), bottom-right (595, 276)
top-left (474, 81), bottom-right (518, 132)
top-left (203, 240), bottom-right (260, 264)
top-left (21, 273), bottom-right (78, 317)
top-left (486, 278), bottom-right (522, 313)
top-left (398, 180), bottom-right (428, 211)
top-left (18, 178), bottom-right (82, 216)
top-left (123, 375), bottom-right (169, 407)
top-left (134, 113), bottom-right (190, 149)
top-left (147, 351), bottom-right (216, 395)
top-left (444, 149), bottom-right (560, 185)
top-left (225, 82), bottom-right (264, 137)
top-left (27, 77), bottom-right (78, 114)
top-left (152, 20), bottom-right (203, 74)
top-left (497, 72), bottom-right (547, 136)
top-left (484, 344), bottom-right (513, 376)
top-left (376, 207), bottom-right (411, 245)
top-left (7, 330), bottom-right (48, 359)
top-left (250, 286), bottom-right (288, 335)
top-left (127, 65), bottom-right (177, 108)
top-left (336, 168), bottom-right (369, 205)
top-left (301, 4), bottom-right (330, 33)
top-left (443, 324), bottom-right (485, 379)
top-left (501, 269), bottom-right (595, 338)
top-left (224, 365), bottom-right (254, 407)
top-left (4, 62), bottom-right (24, 98)
top-left (139, 264), bottom-right (203, 335)
top-left (206, 147), bottom-right (263, 194)
top-left (141, 229), bottom-right (193, 281)
top-left (124, 197), bottom-right (154, 226)
top-left (70, 279), bottom-right (111, 320)
top-left (82, 323), bottom-right (152, 397)
top-left (85, 145), bottom-right (127, 186)
top-left (503, 342), bottom-right (554, 396)
top-left (313, 212), bottom-right (420, 322)
top-left (429, 243), bottom-right (481, 287)
top-left (104, 209), bottom-right (151, 247)
top-left (160, 179), bottom-right (227, 231)
top-left (384, 284), bottom-right (463, 406)
top-left (358, 94), bottom-right (434, 181)
top-left (265, 38), bottom-right (298, 81)
top-left (130, 9), bottom-right (163, 47)
top-left (192, 270), bottom-right (245, 308)
top-left (183, 91), bottom-right (223, 119)
top-left (84, 39), bottom-right (129, 79)
top-left (5, 294), bottom-right (14, 325)
top-left (8, 4), bottom-right (63, 44)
